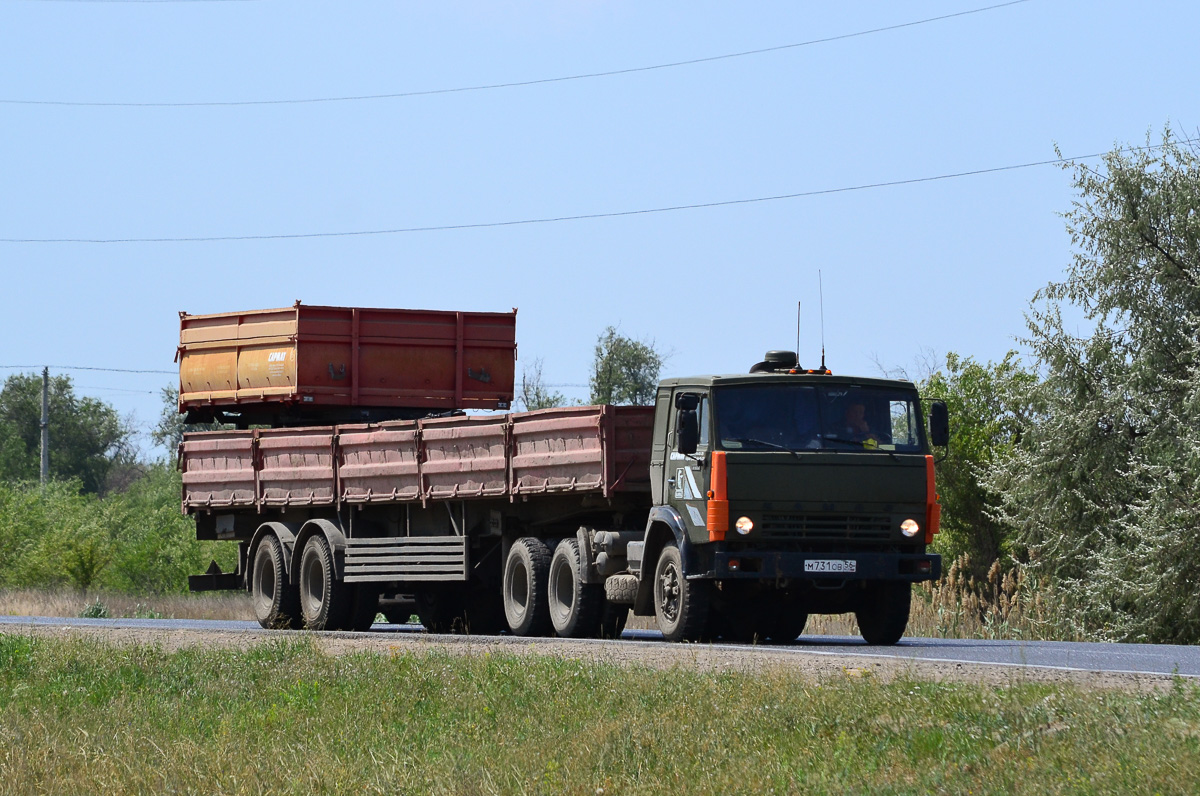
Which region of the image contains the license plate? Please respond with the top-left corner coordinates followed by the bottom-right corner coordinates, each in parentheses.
top-left (804, 559), bottom-right (856, 573)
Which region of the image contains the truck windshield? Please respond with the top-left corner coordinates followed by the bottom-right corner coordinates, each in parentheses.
top-left (714, 384), bottom-right (924, 452)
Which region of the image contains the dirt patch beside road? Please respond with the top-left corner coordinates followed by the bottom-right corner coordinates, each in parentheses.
top-left (5, 622), bottom-right (1179, 693)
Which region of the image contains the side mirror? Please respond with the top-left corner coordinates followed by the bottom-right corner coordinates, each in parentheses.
top-left (676, 408), bottom-right (699, 455)
top-left (928, 401), bottom-right (949, 447)
top-left (674, 393), bottom-right (699, 411)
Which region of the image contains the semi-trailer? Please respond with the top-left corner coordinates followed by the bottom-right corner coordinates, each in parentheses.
top-left (183, 307), bottom-right (947, 644)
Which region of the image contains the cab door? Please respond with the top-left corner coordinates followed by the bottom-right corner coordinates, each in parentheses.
top-left (666, 389), bottom-right (711, 542)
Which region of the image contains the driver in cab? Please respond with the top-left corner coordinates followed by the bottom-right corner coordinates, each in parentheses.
top-left (843, 402), bottom-right (882, 447)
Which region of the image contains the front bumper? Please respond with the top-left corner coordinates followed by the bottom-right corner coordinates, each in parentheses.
top-left (705, 551), bottom-right (941, 582)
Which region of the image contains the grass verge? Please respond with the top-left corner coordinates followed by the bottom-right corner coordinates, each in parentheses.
top-left (0, 589), bottom-right (251, 621)
top-left (1, 635), bottom-right (1198, 795)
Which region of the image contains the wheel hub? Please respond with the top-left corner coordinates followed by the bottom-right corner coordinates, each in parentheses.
top-left (658, 566), bottom-right (680, 622)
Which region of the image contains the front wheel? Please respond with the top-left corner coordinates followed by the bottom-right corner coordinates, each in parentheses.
top-left (855, 581), bottom-right (911, 645)
top-left (653, 542), bottom-right (710, 642)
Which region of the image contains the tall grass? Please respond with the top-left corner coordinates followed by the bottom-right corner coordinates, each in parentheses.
top-left (0, 588), bottom-right (251, 621)
top-left (807, 555), bottom-right (1080, 641)
top-left (0, 635), bottom-right (1197, 795)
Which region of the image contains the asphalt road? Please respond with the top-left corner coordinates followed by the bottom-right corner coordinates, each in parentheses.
top-left (3, 614), bottom-right (1198, 679)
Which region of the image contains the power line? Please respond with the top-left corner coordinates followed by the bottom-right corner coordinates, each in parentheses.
top-left (9, 1), bottom-right (262, 4)
top-left (0, 1), bottom-right (1032, 107)
top-left (0, 146), bottom-right (1144, 245)
top-left (76, 385), bottom-right (160, 394)
top-left (0, 364), bottom-right (175, 374)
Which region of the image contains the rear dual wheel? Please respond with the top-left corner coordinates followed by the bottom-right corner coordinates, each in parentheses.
top-left (547, 539), bottom-right (604, 638)
top-left (252, 535), bottom-right (301, 630)
top-left (503, 537), bottom-right (554, 636)
top-left (298, 535), bottom-right (378, 632)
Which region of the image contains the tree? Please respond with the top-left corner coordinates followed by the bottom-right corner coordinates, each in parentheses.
top-left (990, 128), bottom-right (1200, 642)
top-left (0, 372), bottom-right (134, 494)
top-left (588, 327), bottom-right (665, 406)
top-left (517, 359), bottom-right (566, 411)
top-left (151, 385), bottom-right (224, 456)
top-left (921, 352), bottom-right (1039, 576)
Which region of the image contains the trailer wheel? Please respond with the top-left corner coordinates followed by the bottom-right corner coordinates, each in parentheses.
top-left (251, 534), bottom-right (301, 630)
top-left (855, 581), bottom-right (911, 645)
top-left (547, 539), bottom-right (603, 638)
top-left (298, 534), bottom-right (351, 631)
top-left (653, 542), bottom-right (710, 642)
top-left (502, 537), bottom-right (553, 636)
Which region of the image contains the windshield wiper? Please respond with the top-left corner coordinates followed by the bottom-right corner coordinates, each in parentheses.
top-left (725, 437), bottom-right (789, 451)
top-left (723, 438), bottom-right (808, 459)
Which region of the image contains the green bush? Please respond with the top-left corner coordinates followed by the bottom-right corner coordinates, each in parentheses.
top-left (0, 466), bottom-right (236, 594)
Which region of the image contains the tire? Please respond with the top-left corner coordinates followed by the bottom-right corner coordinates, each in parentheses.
top-left (251, 534), bottom-right (301, 630)
top-left (855, 581), bottom-right (911, 645)
top-left (708, 603), bottom-right (756, 643)
top-left (653, 542), bottom-right (710, 642)
top-left (298, 534), bottom-right (351, 631)
top-left (548, 539), bottom-right (604, 638)
top-left (604, 573), bottom-right (639, 605)
top-left (502, 537), bottom-right (553, 637)
top-left (762, 608), bottom-right (808, 644)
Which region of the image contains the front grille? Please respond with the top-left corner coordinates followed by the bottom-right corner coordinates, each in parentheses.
top-left (759, 513), bottom-right (892, 541)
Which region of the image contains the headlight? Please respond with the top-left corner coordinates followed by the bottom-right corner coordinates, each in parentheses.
top-left (900, 518), bottom-right (921, 537)
top-left (735, 516), bottom-right (754, 535)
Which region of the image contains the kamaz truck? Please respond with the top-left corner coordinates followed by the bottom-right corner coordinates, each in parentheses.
top-left (182, 306), bottom-right (947, 644)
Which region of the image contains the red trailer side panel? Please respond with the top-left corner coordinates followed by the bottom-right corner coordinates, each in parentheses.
top-left (180, 432), bottom-right (257, 508)
top-left (421, 415), bottom-right (509, 500)
top-left (337, 424), bottom-right (421, 504)
top-left (180, 405), bottom-right (652, 514)
top-left (257, 427), bottom-right (336, 507)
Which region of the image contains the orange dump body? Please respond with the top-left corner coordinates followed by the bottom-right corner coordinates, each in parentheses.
top-left (178, 303), bottom-right (517, 419)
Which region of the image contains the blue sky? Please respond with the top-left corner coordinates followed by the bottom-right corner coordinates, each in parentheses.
top-left (1, 0), bottom-right (1196, 455)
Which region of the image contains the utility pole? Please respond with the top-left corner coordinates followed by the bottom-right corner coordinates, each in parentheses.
top-left (40, 367), bottom-right (49, 486)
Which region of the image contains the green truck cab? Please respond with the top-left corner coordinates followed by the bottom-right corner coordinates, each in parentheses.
top-left (623, 351), bottom-right (947, 644)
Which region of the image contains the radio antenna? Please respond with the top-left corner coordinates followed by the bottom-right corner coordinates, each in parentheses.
top-left (796, 301), bottom-right (801, 361)
top-left (818, 270), bottom-right (827, 372)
